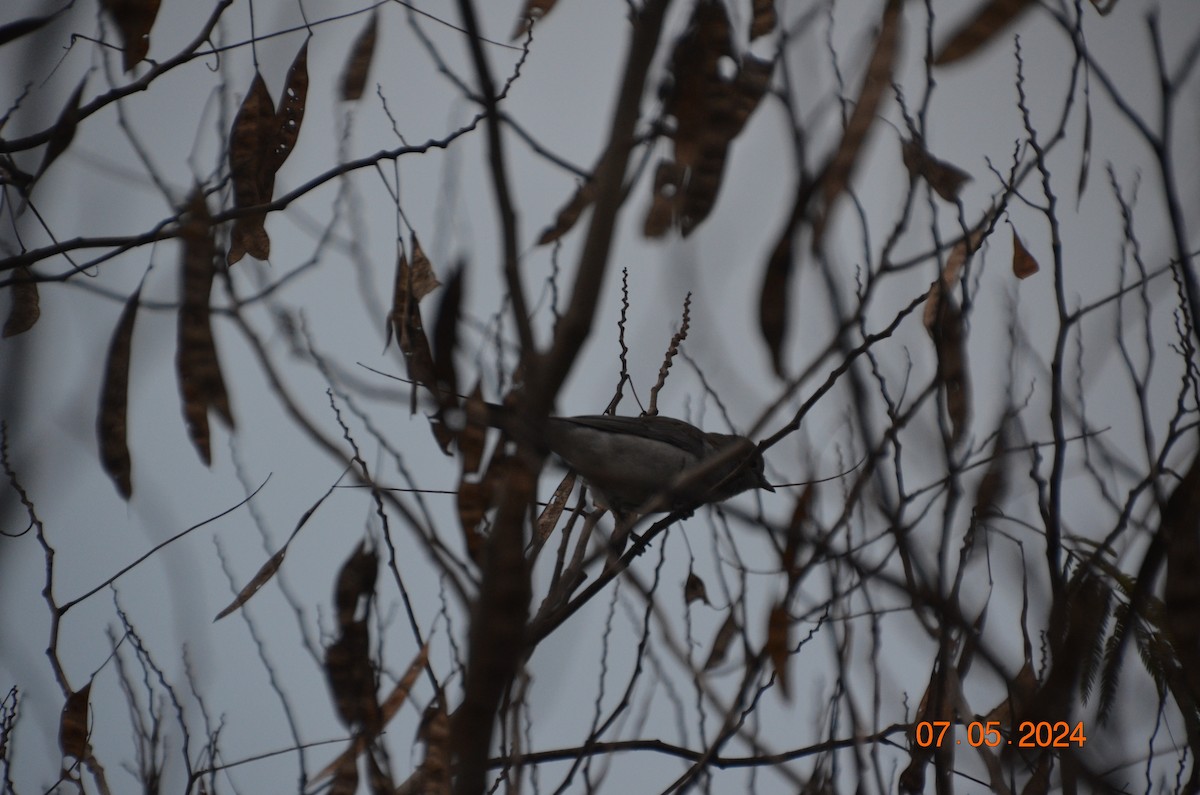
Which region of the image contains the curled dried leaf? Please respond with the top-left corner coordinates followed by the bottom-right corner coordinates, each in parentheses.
top-left (177, 190), bottom-right (234, 465)
top-left (934, 0), bottom-right (1036, 65)
top-left (97, 279), bottom-right (144, 499)
top-left (324, 619), bottom-right (378, 730)
top-left (3, 266), bottom-right (40, 338)
top-left (703, 612), bottom-right (738, 670)
top-left (340, 11), bottom-right (378, 101)
top-left (335, 541), bottom-right (378, 628)
top-left (815, 0), bottom-right (901, 242)
top-left (1011, 227), bottom-right (1040, 279)
top-left (36, 78), bottom-right (86, 180)
top-left (767, 602), bottom-right (791, 699)
top-left (539, 179), bottom-right (597, 245)
top-left (227, 73), bottom-right (275, 264)
top-left (101, 0), bottom-right (161, 71)
top-left (758, 223), bottom-right (794, 377)
top-left (458, 384), bottom-right (489, 476)
top-left (432, 265), bottom-right (463, 413)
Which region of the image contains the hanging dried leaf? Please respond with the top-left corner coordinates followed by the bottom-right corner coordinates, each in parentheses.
top-left (0, 9), bottom-right (64, 47)
top-left (901, 138), bottom-right (972, 202)
top-left (703, 612), bottom-right (738, 670)
top-left (926, 293), bottom-right (971, 444)
top-left (324, 619), bottom-right (379, 730)
top-left (227, 73), bottom-right (275, 264)
top-left (335, 541), bottom-right (378, 629)
top-left (340, 11), bottom-right (379, 101)
top-left (101, 0), bottom-right (161, 71)
top-left (923, 228), bottom-right (984, 328)
top-left (533, 471), bottom-right (575, 548)
top-left (758, 184), bottom-right (806, 379)
top-left (97, 279), bottom-right (144, 499)
top-left (815, 0), bottom-right (901, 243)
top-left (378, 641), bottom-right (430, 725)
top-left (511, 0), bottom-right (558, 39)
top-left (766, 602), bottom-right (791, 699)
top-left (933, 0), bottom-right (1036, 66)
top-left (312, 643), bottom-right (430, 787)
top-left (3, 266), bottom-right (39, 338)
top-left (416, 698), bottom-right (452, 795)
top-left (177, 189), bottom-right (234, 466)
top-left (213, 546), bottom-right (287, 622)
top-left (539, 179), bottom-right (597, 245)
top-left (749, 0), bottom-right (777, 40)
top-left (35, 78), bottom-right (87, 180)
top-left (1011, 227), bottom-right (1040, 279)
top-left (647, 2), bottom-right (773, 237)
top-left (684, 572), bottom-right (710, 606)
top-left (329, 754), bottom-right (359, 795)
top-left (271, 39), bottom-right (309, 173)
top-left (432, 265), bottom-right (463, 413)
top-left (58, 681), bottom-right (92, 761)
top-left (387, 240), bottom-right (441, 415)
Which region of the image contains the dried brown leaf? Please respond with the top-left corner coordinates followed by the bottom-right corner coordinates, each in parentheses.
top-left (816, 0), bottom-right (901, 242)
top-left (749, 0), bottom-right (777, 40)
top-left (758, 221), bottom-right (793, 377)
top-left (539, 179), bottom-right (597, 245)
top-left (923, 229), bottom-right (984, 328)
top-left (388, 242), bottom-right (441, 413)
top-left (36, 78), bottom-right (86, 180)
top-left (3, 266), bottom-right (39, 338)
top-left (766, 602), bottom-right (791, 699)
top-left (1011, 227), bottom-right (1040, 279)
top-left (177, 190), bottom-right (233, 466)
top-left (101, 0), bottom-right (161, 71)
top-left (272, 39), bottom-right (309, 173)
top-left (227, 73), bottom-right (275, 264)
top-left (97, 279), bottom-right (144, 499)
top-left (379, 641), bottom-right (430, 725)
top-left (511, 0), bottom-right (558, 39)
top-left (925, 291), bottom-right (970, 443)
top-left (649, 2), bottom-right (772, 237)
top-left (934, 0), bottom-right (1036, 66)
top-left (340, 11), bottom-right (378, 101)
top-left (684, 571), bottom-right (710, 606)
top-left (58, 681), bottom-right (92, 761)
top-left (901, 138), bottom-right (972, 202)
top-left (214, 546), bottom-right (287, 622)
top-left (417, 698), bottom-right (451, 794)
top-left (703, 612), bottom-right (738, 670)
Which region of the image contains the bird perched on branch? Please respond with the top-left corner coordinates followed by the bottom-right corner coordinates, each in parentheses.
top-left (465, 403), bottom-right (774, 513)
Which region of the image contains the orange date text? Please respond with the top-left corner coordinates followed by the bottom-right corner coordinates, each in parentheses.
top-left (913, 720), bottom-right (1086, 748)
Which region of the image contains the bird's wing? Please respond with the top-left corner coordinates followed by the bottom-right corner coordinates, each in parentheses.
top-left (555, 415), bottom-right (709, 457)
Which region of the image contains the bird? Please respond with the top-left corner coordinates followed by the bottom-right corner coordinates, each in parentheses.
top-left (470, 404), bottom-right (775, 514)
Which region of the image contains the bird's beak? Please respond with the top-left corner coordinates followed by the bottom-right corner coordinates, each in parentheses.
top-left (759, 474), bottom-right (776, 492)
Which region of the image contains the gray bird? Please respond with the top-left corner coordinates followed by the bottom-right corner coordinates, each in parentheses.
top-left (479, 405), bottom-right (774, 513)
